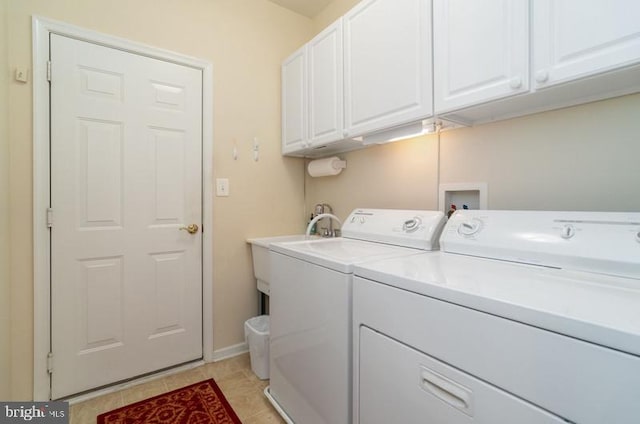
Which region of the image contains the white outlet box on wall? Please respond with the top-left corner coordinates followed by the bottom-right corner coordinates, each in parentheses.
top-left (439, 182), bottom-right (488, 214)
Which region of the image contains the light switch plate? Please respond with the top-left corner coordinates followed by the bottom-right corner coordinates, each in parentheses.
top-left (216, 178), bottom-right (229, 197)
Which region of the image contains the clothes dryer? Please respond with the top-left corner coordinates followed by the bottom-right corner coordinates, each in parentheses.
top-left (353, 210), bottom-right (640, 424)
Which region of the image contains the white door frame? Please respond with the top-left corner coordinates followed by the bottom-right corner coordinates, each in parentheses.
top-left (32, 16), bottom-right (214, 400)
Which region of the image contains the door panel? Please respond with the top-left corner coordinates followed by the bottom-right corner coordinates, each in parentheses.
top-left (79, 119), bottom-right (124, 228)
top-left (80, 257), bottom-right (124, 352)
top-left (151, 129), bottom-right (186, 223)
top-left (50, 33), bottom-right (203, 399)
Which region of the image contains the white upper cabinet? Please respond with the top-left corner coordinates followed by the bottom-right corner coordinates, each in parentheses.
top-left (433, 0), bottom-right (529, 113)
top-left (533, 0), bottom-right (640, 89)
top-left (283, 0), bottom-right (640, 155)
top-left (281, 47), bottom-right (307, 155)
top-left (309, 19), bottom-right (344, 146)
top-left (344, 0), bottom-right (433, 138)
top-left (436, 0), bottom-right (640, 125)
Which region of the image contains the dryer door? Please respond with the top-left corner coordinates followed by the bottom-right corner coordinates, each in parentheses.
top-left (358, 327), bottom-right (566, 424)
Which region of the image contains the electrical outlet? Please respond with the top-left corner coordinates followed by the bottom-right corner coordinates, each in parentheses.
top-left (216, 178), bottom-right (229, 197)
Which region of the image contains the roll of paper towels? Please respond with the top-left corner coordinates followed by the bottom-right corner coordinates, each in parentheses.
top-left (307, 157), bottom-right (347, 177)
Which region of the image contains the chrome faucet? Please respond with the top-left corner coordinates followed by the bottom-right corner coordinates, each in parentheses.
top-left (306, 213), bottom-right (342, 239)
top-left (313, 203), bottom-right (337, 237)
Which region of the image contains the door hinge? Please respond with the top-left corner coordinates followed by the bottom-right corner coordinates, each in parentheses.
top-left (46, 208), bottom-right (53, 228)
top-left (47, 352), bottom-right (53, 374)
top-left (46, 60), bottom-right (51, 82)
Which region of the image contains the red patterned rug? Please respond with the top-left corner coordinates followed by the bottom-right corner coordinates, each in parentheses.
top-left (97, 379), bottom-right (241, 424)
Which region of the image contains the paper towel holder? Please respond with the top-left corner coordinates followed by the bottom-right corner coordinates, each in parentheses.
top-left (307, 156), bottom-right (347, 177)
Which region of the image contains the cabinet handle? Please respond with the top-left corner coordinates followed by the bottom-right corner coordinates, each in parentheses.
top-left (536, 70), bottom-right (549, 84)
top-left (509, 77), bottom-right (522, 89)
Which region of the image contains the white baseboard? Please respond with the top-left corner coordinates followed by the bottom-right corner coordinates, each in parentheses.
top-left (211, 342), bottom-right (249, 362)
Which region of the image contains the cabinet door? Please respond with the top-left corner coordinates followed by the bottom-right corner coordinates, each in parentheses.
top-left (281, 47), bottom-right (307, 154)
top-left (309, 19), bottom-right (344, 146)
top-left (533, 0), bottom-right (640, 88)
top-left (344, 0), bottom-right (432, 138)
top-left (433, 0), bottom-right (529, 114)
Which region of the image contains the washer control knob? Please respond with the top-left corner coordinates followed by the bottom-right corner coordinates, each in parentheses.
top-left (403, 217), bottom-right (422, 233)
top-left (636, 231), bottom-right (640, 243)
top-left (561, 224), bottom-right (576, 239)
top-left (359, 216), bottom-right (365, 224)
top-left (458, 220), bottom-right (481, 236)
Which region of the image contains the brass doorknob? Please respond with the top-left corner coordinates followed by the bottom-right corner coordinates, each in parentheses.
top-left (179, 224), bottom-right (199, 234)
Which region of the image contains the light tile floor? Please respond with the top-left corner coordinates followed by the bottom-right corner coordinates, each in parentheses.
top-left (69, 353), bottom-right (286, 424)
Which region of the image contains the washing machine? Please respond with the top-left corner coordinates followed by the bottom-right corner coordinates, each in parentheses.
top-left (352, 210), bottom-right (640, 424)
top-left (265, 208), bottom-right (446, 424)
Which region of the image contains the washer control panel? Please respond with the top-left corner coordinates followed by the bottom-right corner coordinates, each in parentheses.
top-left (342, 209), bottom-right (446, 250)
top-left (442, 210), bottom-right (640, 279)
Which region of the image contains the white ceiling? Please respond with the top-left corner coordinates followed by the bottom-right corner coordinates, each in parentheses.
top-left (268, 0), bottom-right (333, 18)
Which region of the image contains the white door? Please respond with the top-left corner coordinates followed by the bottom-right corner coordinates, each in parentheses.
top-left (433, 0), bottom-right (529, 113)
top-left (308, 19), bottom-right (344, 146)
top-left (281, 46), bottom-right (308, 154)
top-left (343, 0), bottom-right (432, 138)
top-left (533, 0), bottom-right (640, 89)
top-left (50, 34), bottom-right (203, 399)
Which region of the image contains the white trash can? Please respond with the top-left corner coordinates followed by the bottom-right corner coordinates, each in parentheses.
top-left (244, 315), bottom-right (270, 380)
